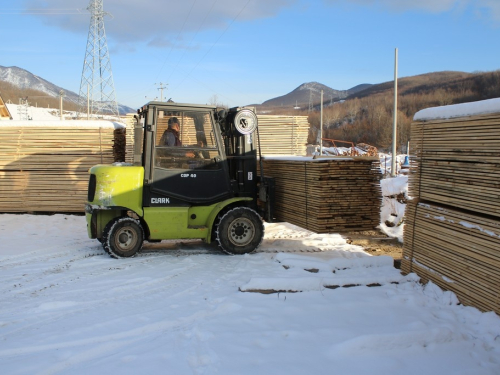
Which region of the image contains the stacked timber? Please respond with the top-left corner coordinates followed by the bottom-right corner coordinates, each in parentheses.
top-left (262, 156), bottom-right (382, 233)
top-left (408, 113), bottom-right (500, 217)
top-left (123, 113), bottom-right (137, 164)
top-left (123, 111), bottom-right (309, 159)
top-left (403, 101), bottom-right (500, 314)
top-left (257, 115), bottom-right (309, 156)
top-left (403, 202), bottom-right (500, 314)
top-left (0, 121), bottom-right (126, 213)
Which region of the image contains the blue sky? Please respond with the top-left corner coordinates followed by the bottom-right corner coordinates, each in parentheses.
top-left (1, 0), bottom-right (499, 109)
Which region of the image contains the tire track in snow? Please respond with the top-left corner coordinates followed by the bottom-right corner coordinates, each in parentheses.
top-left (0, 239), bottom-right (100, 269)
top-left (0, 302), bottom-right (242, 372)
top-left (0, 252), bottom-right (233, 341)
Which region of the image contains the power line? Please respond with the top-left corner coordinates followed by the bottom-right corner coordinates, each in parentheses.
top-left (165, 0), bottom-right (218, 84)
top-left (155, 0), bottom-right (198, 82)
top-left (0, 9), bottom-right (85, 15)
top-left (172, 0), bottom-right (252, 94)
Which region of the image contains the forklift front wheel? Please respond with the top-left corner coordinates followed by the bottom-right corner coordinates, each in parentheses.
top-left (216, 207), bottom-right (264, 255)
top-left (103, 217), bottom-right (144, 258)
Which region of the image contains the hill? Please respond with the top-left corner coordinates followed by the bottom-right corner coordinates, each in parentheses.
top-left (0, 65), bottom-right (134, 115)
top-left (307, 70), bottom-right (500, 150)
top-left (259, 81), bottom-right (372, 109)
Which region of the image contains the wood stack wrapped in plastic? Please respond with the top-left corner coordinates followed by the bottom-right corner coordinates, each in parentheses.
top-left (0, 121), bottom-right (126, 213)
top-left (261, 156), bottom-right (382, 233)
top-left (402, 99), bottom-right (500, 314)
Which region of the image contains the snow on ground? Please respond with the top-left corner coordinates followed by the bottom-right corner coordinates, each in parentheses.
top-left (5, 103), bottom-right (121, 121)
top-left (0, 214), bottom-right (499, 374)
top-left (6, 103), bottom-right (68, 121)
top-left (379, 152), bottom-right (409, 177)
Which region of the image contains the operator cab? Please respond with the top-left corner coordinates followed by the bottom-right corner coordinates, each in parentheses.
top-left (137, 102), bottom-right (259, 210)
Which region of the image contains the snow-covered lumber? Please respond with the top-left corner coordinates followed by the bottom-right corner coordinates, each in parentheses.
top-left (403, 106), bottom-right (500, 314)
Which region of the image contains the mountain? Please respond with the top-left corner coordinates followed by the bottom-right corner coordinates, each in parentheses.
top-left (345, 71), bottom-right (476, 100)
top-left (259, 81), bottom-right (373, 109)
top-left (0, 65), bottom-right (134, 115)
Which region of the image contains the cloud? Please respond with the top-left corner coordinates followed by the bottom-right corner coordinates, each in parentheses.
top-left (477, 0), bottom-right (500, 22)
top-left (337, 0), bottom-right (459, 13)
top-left (323, 0), bottom-right (500, 19)
top-left (22, 0), bottom-right (296, 46)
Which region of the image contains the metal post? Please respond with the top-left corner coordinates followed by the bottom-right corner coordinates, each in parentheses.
top-left (391, 48), bottom-right (398, 177)
top-left (157, 82), bottom-right (168, 102)
top-left (320, 90), bottom-right (323, 157)
top-left (59, 90), bottom-right (64, 121)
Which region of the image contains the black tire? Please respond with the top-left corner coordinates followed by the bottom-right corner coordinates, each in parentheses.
top-left (216, 207), bottom-right (264, 255)
top-left (102, 217), bottom-right (144, 258)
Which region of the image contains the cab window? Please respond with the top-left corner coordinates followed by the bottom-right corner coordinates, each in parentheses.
top-left (154, 110), bottom-right (219, 170)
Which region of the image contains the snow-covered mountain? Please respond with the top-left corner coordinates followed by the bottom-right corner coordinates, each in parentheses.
top-left (0, 65), bottom-right (80, 104)
top-left (0, 65), bottom-right (134, 115)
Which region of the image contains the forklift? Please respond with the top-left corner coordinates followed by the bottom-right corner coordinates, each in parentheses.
top-left (85, 102), bottom-right (275, 258)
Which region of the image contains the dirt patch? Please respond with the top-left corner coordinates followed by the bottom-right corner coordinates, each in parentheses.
top-left (343, 230), bottom-right (403, 268)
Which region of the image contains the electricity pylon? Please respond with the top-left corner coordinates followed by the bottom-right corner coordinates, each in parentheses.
top-left (308, 89), bottom-right (313, 113)
top-left (78, 0), bottom-right (119, 118)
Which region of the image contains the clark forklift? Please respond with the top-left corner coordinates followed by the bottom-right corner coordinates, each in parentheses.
top-left (85, 102), bottom-right (275, 258)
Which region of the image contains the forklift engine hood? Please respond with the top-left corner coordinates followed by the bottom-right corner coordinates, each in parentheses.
top-left (87, 164), bottom-right (144, 216)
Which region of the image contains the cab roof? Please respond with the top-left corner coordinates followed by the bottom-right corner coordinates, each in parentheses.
top-left (142, 101), bottom-right (218, 111)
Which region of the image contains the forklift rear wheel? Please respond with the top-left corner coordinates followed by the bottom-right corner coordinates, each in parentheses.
top-left (216, 207), bottom-right (264, 255)
top-left (103, 217), bottom-right (144, 258)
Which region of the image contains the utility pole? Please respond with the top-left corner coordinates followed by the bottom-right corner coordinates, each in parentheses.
top-left (308, 89), bottom-right (313, 113)
top-left (320, 90), bottom-right (324, 156)
top-left (59, 90), bottom-right (64, 120)
top-left (391, 48), bottom-right (399, 177)
top-left (156, 82), bottom-right (168, 102)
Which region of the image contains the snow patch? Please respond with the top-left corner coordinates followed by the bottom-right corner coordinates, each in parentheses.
top-left (414, 97), bottom-right (500, 121)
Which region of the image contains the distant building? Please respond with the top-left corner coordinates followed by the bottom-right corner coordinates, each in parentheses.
top-left (0, 93), bottom-right (13, 120)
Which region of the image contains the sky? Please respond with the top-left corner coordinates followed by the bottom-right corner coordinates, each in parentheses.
top-left (1, 0), bottom-right (499, 109)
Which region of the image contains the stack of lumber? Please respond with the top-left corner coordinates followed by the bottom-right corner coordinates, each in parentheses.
top-left (403, 110), bottom-right (500, 314)
top-left (0, 121), bottom-right (125, 213)
top-left (403, 202), bottom-right (500, 314)
top-left (262, 157), bottom-right (382, 233)
top-left (408, 113), bottom-right (500, 217)
top-left (257, 115), bottom-right (309, 156)
top-left (124, 112), bottom-right (310, 159)
top-left (123, 113), bottom-right (137, 164)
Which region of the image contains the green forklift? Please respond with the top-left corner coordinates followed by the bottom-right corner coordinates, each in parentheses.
top-left (85, 102), bottom-right (275, 258)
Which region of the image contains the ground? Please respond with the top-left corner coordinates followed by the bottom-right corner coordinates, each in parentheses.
top-left (344, 230), bottom-right (403, 266)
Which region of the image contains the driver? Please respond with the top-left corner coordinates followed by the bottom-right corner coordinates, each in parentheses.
top-left (160, 117), bottom-right (195, 158)
top-left (161, 117), bottom-right (182, 146)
